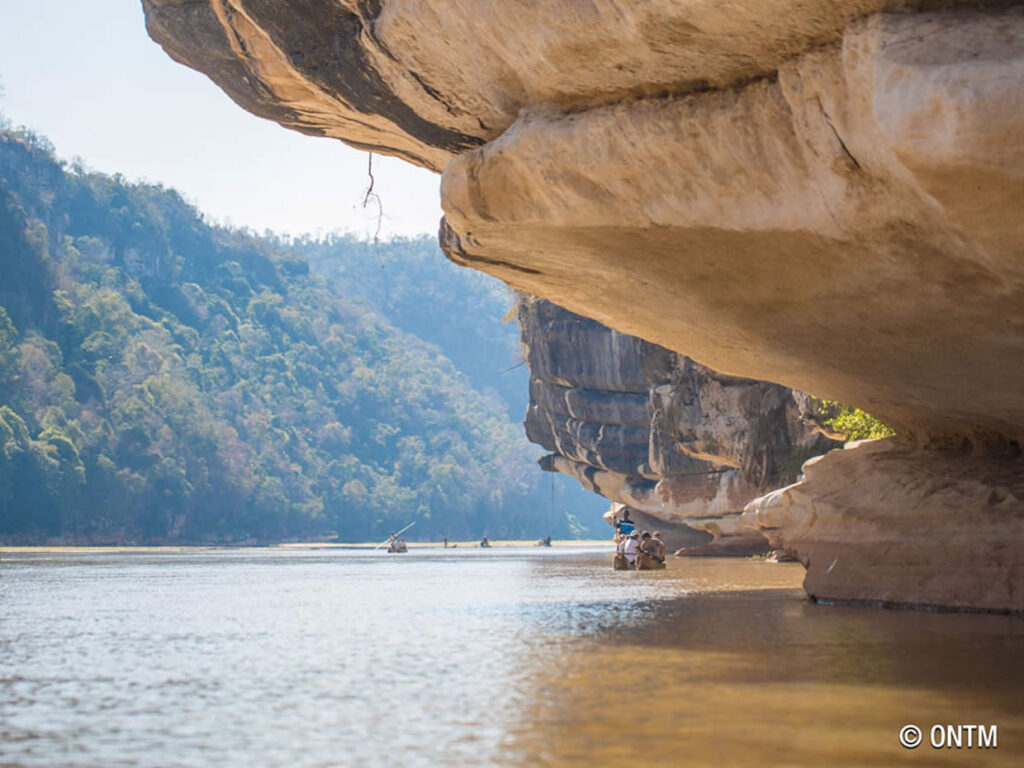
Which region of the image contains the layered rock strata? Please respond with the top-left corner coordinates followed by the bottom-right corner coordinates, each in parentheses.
top-left (144, 1), bottom-right (1024, 610)
top-left (520, 297), bottom-right (838, 554)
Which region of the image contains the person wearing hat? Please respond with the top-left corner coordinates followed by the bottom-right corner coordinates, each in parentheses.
top-left (622, 531), bottom-right (639, 565)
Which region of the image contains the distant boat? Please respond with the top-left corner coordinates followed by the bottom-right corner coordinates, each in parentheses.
top-left (377, 522), bottom-right (415, 553)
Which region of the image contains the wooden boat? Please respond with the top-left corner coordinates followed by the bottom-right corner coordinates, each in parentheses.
top-left (378, 523), bottom-right (415, 553)
top-left (635, 553), bottom-right (666, 570)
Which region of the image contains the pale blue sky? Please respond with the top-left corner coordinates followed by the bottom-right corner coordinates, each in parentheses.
top-left (0, 0), bottom-right (442, 239)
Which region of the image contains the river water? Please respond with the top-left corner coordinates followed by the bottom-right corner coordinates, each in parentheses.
top-left (1, 548), bottom-right (1021, 767)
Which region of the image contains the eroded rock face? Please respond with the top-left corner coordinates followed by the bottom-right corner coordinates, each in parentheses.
top-left (440, 7), bottom-right (1024, 447)
top-left (144, 1), bottom-right (1024, 441)
top-left (745, 440), bottom-right (1024, 612)
top-left (142, 0), bottom-right (893, 169)
top-left (143, 0), bottom-right (1024, 610)
top-left (520, 297), bottom-right (837, 554)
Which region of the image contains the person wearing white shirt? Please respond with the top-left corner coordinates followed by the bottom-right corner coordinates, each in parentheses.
top-left (622, 533), bottom-right (639, 564)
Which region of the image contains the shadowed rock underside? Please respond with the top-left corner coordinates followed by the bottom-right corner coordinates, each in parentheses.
top-left (519, 297), bottom-right (838, 556)
top-left (143, 0), bottom-right (1024, 611)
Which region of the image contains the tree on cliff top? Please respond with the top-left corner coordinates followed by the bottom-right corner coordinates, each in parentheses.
top-left (821, 401), bottom-right (894, 442)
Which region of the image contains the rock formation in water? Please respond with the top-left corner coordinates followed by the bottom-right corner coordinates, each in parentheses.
top-left (520, 297), bottom-right (839, 555)
top-left (746, 439), bottom-right (1024, 611)
top-left (143, 0), bottom-right (1024, 612)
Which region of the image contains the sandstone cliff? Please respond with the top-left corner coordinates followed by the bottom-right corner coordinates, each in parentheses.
top-left (520, 297), bottom-right (838, 555)
top-left (143, 0), bottom-right (1024, 612)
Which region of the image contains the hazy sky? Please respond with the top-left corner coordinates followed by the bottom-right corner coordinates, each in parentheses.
top-left (0, 0), bottom-right (442, 239)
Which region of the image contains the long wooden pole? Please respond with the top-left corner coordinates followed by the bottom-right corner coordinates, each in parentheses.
top-left (374, 520), bottom-right (416, 550)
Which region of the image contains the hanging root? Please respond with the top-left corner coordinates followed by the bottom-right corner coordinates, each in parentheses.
top-left (362, 151), bottom-right (384, 244)
top-left (362, 152), bottom-right (376, 207)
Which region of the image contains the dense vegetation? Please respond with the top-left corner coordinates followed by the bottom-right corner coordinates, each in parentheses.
top-left (0, 124), bottom-right (601, 544)
top-left (296, 236), bottom-right (529, 419)
top-left (821, 401), bottom-right (894, 441)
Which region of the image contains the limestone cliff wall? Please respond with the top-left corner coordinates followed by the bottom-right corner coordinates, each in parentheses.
top-left (143, 0), bottom-right (1024, 611)
top-left (143, 1), bottom-right (1024, 444)
top-left (519, 297), bottom-right (838, 553)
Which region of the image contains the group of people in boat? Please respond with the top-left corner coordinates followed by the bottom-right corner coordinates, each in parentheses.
top-left (613, 510), bottom-right (666, 570)
top-left (386, 533), bottom-right (408, 553)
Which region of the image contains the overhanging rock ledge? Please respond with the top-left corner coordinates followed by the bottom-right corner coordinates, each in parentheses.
top-left (143, 0), bottom-right (1024, 612)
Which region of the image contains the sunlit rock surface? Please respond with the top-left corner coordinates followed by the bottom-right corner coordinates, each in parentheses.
top-left (520, 297), bottom-right (837, 555)
top-left (439, 7), bottom-right (1024, 447)
top-left (745, 440), bottom-right (1024, 612)
top-left (143, 0), bottom-right (1024, 610)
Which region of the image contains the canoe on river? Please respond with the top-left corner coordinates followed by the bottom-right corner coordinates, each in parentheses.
top-left (636, 553), bottom-right (666, 570)
top-left (614, 553), bottom-right (666, 570)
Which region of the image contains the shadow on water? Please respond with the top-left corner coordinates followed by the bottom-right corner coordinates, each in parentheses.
top-left (596, 588), bottom-right (1024, 695)
top-left (500, 560), bottom-right (1024, 768)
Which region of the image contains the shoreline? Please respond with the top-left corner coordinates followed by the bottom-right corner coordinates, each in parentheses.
top-left (0, 539), bottom-right (613, 554)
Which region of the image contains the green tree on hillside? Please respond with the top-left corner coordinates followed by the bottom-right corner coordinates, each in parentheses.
top-left (0, 125), bottom-right (601, 543)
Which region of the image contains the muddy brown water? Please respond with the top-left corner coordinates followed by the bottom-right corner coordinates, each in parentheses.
top-left (1, 548), bottom-right (1020, 766)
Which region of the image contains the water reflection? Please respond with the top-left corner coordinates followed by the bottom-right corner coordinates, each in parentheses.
top-left (0, 550), bottom-right (1020, 767)
top-left (504, 558), bottom-right (1024, 767)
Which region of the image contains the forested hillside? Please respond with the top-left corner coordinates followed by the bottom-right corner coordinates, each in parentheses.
top-left (0, 125), bottom-right (602, 544)
top-left (297, 236), bottom-right (528, 418)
